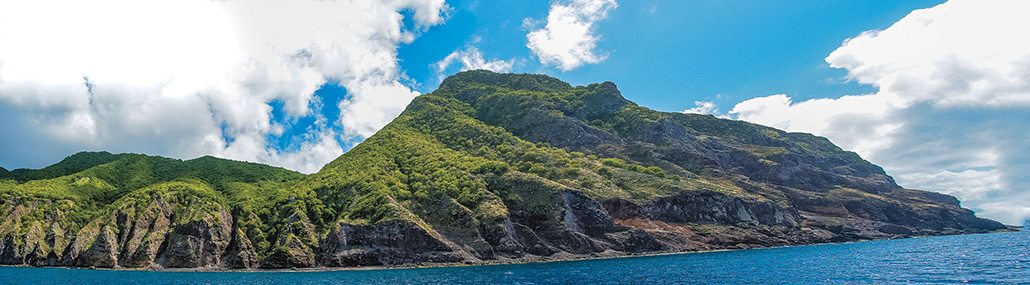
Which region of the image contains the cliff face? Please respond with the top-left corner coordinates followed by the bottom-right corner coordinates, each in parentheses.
top-left (0, 153), bottom-right (303, 269)
top-left (0, 71), bottom-right (1004, 269)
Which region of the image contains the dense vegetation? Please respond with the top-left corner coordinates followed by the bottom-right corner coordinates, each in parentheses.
top-left (0, 153), bottom-right (303, 264)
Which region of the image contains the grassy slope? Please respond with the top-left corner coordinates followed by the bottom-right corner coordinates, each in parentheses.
top-left (279, 71), bottom-right (781, 256)
top-left (0, 153), bottom-right (304, 258)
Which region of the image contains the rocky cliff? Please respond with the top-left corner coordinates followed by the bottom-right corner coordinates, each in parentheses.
top-left (0, 71), bottom-right (1005, 269)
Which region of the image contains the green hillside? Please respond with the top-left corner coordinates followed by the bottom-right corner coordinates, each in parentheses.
top-left (0, 71), bottom-right (1004, 269)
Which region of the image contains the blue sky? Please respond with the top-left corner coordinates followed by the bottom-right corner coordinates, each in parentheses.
top-left (0, 0), bottom-right (1027, 224)
top-left (273, 0), bottom-right (945, 153)
top-left (400, 0), bottom-right (941, 110)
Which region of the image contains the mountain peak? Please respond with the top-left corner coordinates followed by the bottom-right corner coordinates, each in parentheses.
top-left (431, 70), bottom-right (632, 121)
top-left (438, 70), bottom-right (573, 93)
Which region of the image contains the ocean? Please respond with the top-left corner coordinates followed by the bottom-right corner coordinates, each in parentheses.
top-left (1, 231), bottom-right (1025, 284)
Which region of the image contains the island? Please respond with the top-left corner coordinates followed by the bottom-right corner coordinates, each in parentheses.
top-left (0, 71), bottom-right (1005, 270)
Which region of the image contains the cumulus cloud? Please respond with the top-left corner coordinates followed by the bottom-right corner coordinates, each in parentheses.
top-left (729, 0), bottom-right (1030, 224)
top-left (434, 44), bottom-right (515, 82)
top-left (0, 0), bottom-right (448, 173)
top-left (682, 101), bottom-right (720, 116)
top-left (526, 0), bottom-right (617, 71)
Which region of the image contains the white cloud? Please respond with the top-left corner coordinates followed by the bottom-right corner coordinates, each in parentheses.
top-left (826, 1), bottom-right (1030, 108)
top-left (894, 169), bottom-right (1003, 202)
top-left (338, 81), bottom-right (421, 139)
top-left (978, 201), bottom-right (1030, 226)
top-left (526, 0), bottom-right (617, 71)
top-left (434, 45), bottom-right (515, 82)
top-left (0, 0), bottom-right (448, 173)
top-left (731, 93), bottom-right (901, 157)
top-left (729, 0), bottom-right (1030, 224)
top-left (682, 101), bottom-right (720, 115)
top-left (521, 17), bottom-right (543, 31)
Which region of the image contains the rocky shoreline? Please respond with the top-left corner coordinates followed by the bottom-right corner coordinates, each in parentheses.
top-left (1, 184), bottom-right (1006, 270)
top-left (1, 229), bottom-right (1018, 272)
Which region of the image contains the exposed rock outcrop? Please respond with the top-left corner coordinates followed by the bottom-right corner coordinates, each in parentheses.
top-left (319, 220), bottom-right (463, 267)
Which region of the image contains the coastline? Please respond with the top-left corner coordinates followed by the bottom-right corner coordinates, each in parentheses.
top-left (2, 229), bottom-right (1019, 273)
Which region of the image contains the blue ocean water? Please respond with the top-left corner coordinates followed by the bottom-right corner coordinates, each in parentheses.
top-left (1, 231), bottom-right (1026, 284)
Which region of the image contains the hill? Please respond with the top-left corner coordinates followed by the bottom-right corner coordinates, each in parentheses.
top-left (0, 71), bottom-right (1004, 269)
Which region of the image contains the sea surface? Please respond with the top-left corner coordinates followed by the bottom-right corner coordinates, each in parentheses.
top-left (1, 231), bottom-right (1026, 284)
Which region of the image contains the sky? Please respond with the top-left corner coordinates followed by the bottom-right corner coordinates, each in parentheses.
top-left (0, 0), bottom-right (1027, 224)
